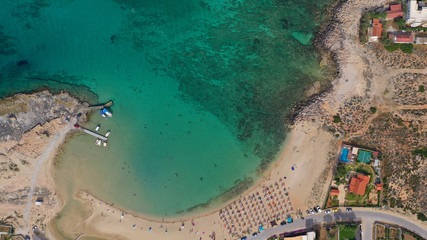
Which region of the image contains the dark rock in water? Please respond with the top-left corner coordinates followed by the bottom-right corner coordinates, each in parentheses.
top-left (280, 18), bottom-right (289, 29)
top-left (252, 38), bottom-right (261, 51)
top-left (17, 60), bottom-right (29, 66)
top-left (110, 34), bottom-right (118, 44)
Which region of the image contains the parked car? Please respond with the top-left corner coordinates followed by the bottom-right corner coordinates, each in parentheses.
top-left (316, 206), bottom-right (322, 212)
top-left (325, 210), bottom-right (331, 214)
top-left (346, 208), bottom-right (353, 212)
top-left (280, 221), bottom-right (287, 226)
top-left (313, 207), bottom-right (318, 213)
top-left (241, 237), bottom-right (247, 240)
top-left (306, 210), bottom-right (310, 215)
top-left (310, 208), bottom-right (315, 214)
top-left (332, 208), bottom-right (338, 212)
top-left (32, 225), bottom-right (37, 231)
top-left (252, 232), bottom-right (258, 236)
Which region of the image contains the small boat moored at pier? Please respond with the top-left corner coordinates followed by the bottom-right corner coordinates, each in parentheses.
top-left (103, 141), bottom-right (108, 147)
top-left (99, 110), bottom-right (107, 118)
top-left (95, 139), bottom-right (102, 146)
top-left (102, 108), bottom-right (113, 117)
top-left (95, 125), bottom-right (100, 132)
top-left (105, 130), bottom-right (111, 137)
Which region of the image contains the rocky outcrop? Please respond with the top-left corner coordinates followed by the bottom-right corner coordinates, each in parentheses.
top-left (0, 90), bottom-right (88, 142)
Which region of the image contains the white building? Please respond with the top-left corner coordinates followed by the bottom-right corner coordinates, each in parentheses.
top-left (406, 0), bottom-right (427, 27)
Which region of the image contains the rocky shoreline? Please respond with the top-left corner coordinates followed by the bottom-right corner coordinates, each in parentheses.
top-left (0, 91), bottom-right (88, 142)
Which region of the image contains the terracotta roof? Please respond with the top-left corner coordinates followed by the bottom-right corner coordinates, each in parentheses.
top-left (372, 19), bottom-right (383, 37)
top-left (395, 34), bottom-right (414, 43)
top-left (376, 183), bottom-right (383, 191)
top-left (349, 174), bottom-right (370, 195)
top-left (387, 4), bottom-right (403, 19)
top-left (331, 189), bottom-right (340, 196)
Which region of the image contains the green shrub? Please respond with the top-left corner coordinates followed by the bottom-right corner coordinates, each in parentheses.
top-left (419, 85), bottom-right (425, 92)
top-left (369, 107), bottom-right (377, 113)
top-left (384, 43), bottom-right (400, 52)
top-left (396, 18), bottom-right (406, 29)
top-left (333, 115), bottom-right (341, 123)
top-left (399, 43), bottom-right (413, 54)
top-left (412, 147), bottom-right (427, 158)
top-left (417, 212), bottom-right (427, 221)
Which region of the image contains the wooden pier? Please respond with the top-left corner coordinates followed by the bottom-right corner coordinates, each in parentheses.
top-left (88, 100), bottom-right (114, 110)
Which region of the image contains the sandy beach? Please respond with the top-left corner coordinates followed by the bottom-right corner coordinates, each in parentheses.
top-left (48, 119), bottom-right (336, 240)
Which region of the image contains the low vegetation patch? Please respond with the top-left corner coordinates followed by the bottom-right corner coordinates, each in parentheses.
top-left (333, 115), bottom-right (342, 123)
top-left (384, 43), bottom-right (413, 54)
top-left (338, 223), bottom-right (358, 240)
top-left (417, 212), bottom-right (427, 221)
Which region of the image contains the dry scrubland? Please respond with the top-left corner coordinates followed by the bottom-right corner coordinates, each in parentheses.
top-left (294, 0), bottom-right (427, 216)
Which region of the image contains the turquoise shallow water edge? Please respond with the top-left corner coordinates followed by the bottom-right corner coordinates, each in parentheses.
top-left (0, 0), bottom-right (332, 219)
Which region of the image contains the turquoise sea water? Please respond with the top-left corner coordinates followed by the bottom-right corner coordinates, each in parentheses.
top-left (0, 0), bottom-right (331, 220)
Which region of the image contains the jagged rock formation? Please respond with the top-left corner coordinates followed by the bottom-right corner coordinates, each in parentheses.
top-left (0, 90), bottom-right (88, 142)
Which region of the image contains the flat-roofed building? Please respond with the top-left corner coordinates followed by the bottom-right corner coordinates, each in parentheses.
top-left (0, 224), bottom-right (12, 236)
top-left (284, 232), bottom-right (316, 240)
top-left (406, 0), bottom-right (427, 27)
top-left (416, 34), bottom-right (427, 44)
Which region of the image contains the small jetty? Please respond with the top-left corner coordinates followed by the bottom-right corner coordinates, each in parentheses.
top-left (88, 100), bottom-right (114, 110)
top-left (74, 125), bottom-right (108, 141)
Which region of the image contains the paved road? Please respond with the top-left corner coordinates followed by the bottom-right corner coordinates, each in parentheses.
top-left (361, 219), bottom-right (373, 240)
top-left (247, 208), bottom-right (427, 240)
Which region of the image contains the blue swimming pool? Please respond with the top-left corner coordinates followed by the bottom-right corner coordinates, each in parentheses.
top-left (340, 148), bottom-right (350, 162)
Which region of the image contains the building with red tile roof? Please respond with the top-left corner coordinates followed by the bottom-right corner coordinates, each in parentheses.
top-left (331, 189), bottom-right (340, 196)
top-left (349, 174), bottom-right (370, 195)
top-left (387, 4), bottom-right (404, 19)
top-left (372, 19), bottom-right (383, 38)
top-left (376, 183), bottom-right (383, 191)
top-left (394, 33), bottom-right (414, 43)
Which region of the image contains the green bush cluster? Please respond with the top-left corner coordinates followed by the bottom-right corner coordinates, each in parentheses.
top-left (412, 146), bottom-right (427, 157)
top-left (384, 43), bottom-right (413, 53)
top-left (417, 212), bottom-right (427, 221)
top-left (369, 107), bottom-right (377, 113)
top-left (333, 115), bottom-right (341, 123)
top-left (419, 85), bottom-right (425, 92)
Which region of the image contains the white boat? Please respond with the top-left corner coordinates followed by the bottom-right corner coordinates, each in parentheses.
top-left (102, 108), bottom-right (113, 117)
top-left (95, 139), bottom-right (101, 146)
top-left (105, 130), bottom-right (111, 137)
top-left (103, 141), bottom-right (108, 147)
top-left (95, 125), bottom-right (100, 132)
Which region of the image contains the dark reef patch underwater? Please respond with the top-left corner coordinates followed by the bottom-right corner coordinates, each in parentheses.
top-left (0, 0), bottom-right (333, 217)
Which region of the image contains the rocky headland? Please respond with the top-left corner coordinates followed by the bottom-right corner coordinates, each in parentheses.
top-left (0, 90), bottom-right (88, 237)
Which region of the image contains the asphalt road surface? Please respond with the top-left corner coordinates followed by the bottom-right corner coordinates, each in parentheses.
top-left (246, 208), bottom-right (427, 240)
